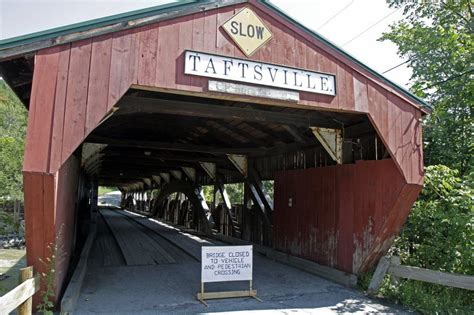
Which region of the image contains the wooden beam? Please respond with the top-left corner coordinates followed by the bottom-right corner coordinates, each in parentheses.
top-left (99, 150), bottom-right (224, 163)
top-left (115, 96), bottom-right (337, 128)
top-left (310, 127), bottom-right (343, 164)
top-left (89, 135), bottom-right (325, 161)
top-left (199, 162), bottom-right (217, 180)
top-left (367, 256), bottom-right (390, 294)
top-left (248, 167), bottom-right (273, 211)
top-left (86, 135), bottom-right (260, 155)
top-left (227, 154), bottom-right (248, 177)
top-left (282, 125), bottom-right (307, 143)
top-left (208, 121), bottom-right (269, 148)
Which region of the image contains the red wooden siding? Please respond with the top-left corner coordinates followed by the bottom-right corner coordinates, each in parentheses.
top-left (23, 155), bottom-right (80, 304)
top-left (54, 155), bottom-right (81, 296)
top-left (274, 159), bottom-right (421, 274)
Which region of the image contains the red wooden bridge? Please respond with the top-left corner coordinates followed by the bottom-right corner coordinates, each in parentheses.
top-left (0, 0), bottom-right (428, 308)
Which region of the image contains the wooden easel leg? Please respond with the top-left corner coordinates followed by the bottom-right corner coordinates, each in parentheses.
top-left (250, 280), bottom-right (263, 302)
top-left (199, 282), bottom-right (209, 307)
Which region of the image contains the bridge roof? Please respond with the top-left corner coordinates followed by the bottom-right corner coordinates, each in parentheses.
top-left (0, 0), bottom-right (430, 113)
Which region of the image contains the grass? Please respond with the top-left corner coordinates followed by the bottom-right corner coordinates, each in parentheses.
top-left (0, 248), bottom-right (26, 295)
top-left (359, 270), bottom-right (474, 314)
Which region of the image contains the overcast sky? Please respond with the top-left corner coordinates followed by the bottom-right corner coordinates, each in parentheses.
top-left (0, 0), bottom-right (412, 87)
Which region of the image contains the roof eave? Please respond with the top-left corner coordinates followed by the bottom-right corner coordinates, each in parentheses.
top-left (0, 0), bottom-right (247, 61)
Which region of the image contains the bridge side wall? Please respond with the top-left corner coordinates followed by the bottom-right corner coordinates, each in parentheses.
top-left (23, 154), bottom-right (81, 305)
top-left (274, 159), bottom-right (422, 274)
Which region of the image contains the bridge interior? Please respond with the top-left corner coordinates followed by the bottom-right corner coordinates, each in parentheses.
top-left (76, 207), bottom-right (402, 314)
top-left (81, 88), bottom-right (386, 245)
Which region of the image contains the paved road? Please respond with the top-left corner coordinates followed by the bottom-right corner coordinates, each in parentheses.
top-left (75, 211), bottom-right (411, 314)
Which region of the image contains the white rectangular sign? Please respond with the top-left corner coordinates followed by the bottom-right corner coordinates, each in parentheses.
top-left (201, 245), bottom-right (253, 283)
top-left (185, 50), bottom-right (336, 96)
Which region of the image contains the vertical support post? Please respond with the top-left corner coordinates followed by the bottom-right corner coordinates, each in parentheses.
top-left (18, 266), bottom-right (33, 315)
top-left (368, 256), bottom-right (391, 295)
top-left (390, 256), bottom-right (401, 286)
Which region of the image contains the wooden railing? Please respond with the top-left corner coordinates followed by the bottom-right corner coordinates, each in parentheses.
top-left (0, 266), bottom-right (40, 315)
top-left (368, 256), bottom-right (474, 294)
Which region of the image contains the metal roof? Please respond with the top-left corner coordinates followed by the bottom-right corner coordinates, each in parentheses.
top-left (0, 0), bottom-right (430, 112)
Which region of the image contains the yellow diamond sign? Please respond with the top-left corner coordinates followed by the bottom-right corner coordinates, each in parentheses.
top-left (222, 7), bottom-right (272, 57)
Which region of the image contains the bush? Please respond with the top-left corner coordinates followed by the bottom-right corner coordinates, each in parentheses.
top-left (381, 165), bottom-right (474, 313)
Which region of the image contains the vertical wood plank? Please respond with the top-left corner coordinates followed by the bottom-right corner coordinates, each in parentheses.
top-left (230, 4), bottom-right (248, 59)
top-left (156, 20), bottom-right (180, 89)
top-left (353, 72), bottom-right (368, 112)
top-left (108, 31), bottom-right (132, 110)
top-left (401, 103), bottom-right (415, 184)
top-left (23, 173), bottom-right (43, 270)
top-left (215, 6), bottom-right (235, 55)
top-left (17, 266), bottom-right (33, 315)
top-left (190, 11), bottom-right (209, 89)
top-left (137, 24), bottom-right (159, 86)
top-left (413, 110), bottom-right (424, 185)
top-left (294, 38), bottom-right (307, 69)
top-left (204, 10), bottom-right (217, 53)
top-left (54, 155), bottom-right (80, 296)
top-left (128, 29), bottom-right (140, 86)
top-left (337, 65), bottom-right (355, 111)
top-left (85, 35), bottom-right (113, 136)
top-left (42, 174), bottom-right (56, 264)
top-left (49, 45), bottom-right (71, 173)
top-left (23, 47), bottom-right (61, 173)
top-left (22, 172), bottom-right (46, 307)
top-left (62, 39), bottom-right (92, 161)
top-left (177, 15), bottom-right (194, 89)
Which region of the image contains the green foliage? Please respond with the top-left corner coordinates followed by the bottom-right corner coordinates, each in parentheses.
top-left (378, 2), bottom-right (474, 312)
top-left (392, 166), bottom-right (473, 274)
top-left (0, 80), bottom-right (27, 200)
top-left (37, 243), bottom-right (57, 315)
top-left (202, 181), bottom-right (274, 206)
top-left (98, 186), bottom-right (117, 196)
top-left (382, 165), bottom-right (474, 313)
top-left (380, 0), bottom-right (473, 176)
top-left (381, 280), bottom-right (473, 314)
top-left (0, 210), bottom-right (20, 235)
top-left (37, 226), bottom-right (65, 314)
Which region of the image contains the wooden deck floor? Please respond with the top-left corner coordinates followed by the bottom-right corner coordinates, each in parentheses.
top-left (91, 209), bottom-right (201, 268)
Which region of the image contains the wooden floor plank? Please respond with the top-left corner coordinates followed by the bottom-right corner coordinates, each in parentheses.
top-left (100, 209), bottom-right (203, 266)
top-left (100, 209), bottom-right (155, 266)
top-left (119, 210), bottom-right (211, 261)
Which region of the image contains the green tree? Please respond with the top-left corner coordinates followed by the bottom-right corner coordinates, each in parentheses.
top-left (0, 80), bottom-right (27, 200)
top-left (383, 165), bottom-right (473, 313)
top-left (380, 0), bottom-right (473, 176)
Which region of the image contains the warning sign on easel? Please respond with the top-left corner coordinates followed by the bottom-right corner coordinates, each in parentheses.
top-left (197, 245), bottom-right (261, 305)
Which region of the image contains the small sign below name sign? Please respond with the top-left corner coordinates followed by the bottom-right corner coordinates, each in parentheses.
top-left (184, 50), bottom-right (336, 96)
top-left (201, 245), bottom-right (253, 283)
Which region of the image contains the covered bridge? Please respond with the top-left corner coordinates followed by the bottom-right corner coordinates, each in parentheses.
top-left (0, 0), bottom-right (428, 306)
